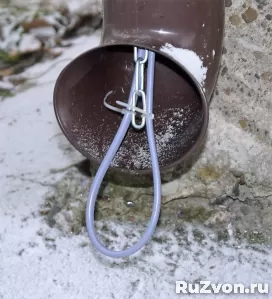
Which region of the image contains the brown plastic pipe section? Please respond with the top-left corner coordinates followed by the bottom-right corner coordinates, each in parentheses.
top-left (54, 0), bottom-right (225, 184)
top-left (102, 0), bottom-right (225, 100)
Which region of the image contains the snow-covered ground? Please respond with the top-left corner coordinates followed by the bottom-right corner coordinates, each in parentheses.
top-left (0, 30), bottom-right (272, 299)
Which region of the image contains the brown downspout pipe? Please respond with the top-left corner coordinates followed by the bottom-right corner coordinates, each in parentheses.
top-left (53, 0), bottom-right (225, 185)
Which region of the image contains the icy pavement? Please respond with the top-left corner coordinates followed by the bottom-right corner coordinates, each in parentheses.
top-left (0, 30), bottom-right (272, 299)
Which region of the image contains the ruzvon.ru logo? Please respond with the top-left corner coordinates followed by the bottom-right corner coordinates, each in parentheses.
top-left (176, 281), bottom-right (269, 294)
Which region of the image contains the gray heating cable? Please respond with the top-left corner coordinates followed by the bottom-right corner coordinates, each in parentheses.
top-left (86, 49), bottom-right (161, 258)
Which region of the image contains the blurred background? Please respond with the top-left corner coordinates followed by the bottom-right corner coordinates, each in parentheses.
top-left (0, 0), bottom-right (102, 99)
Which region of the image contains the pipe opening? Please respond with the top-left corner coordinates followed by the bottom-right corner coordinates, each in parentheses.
top-left (54, 44), bottom-right (208, 173)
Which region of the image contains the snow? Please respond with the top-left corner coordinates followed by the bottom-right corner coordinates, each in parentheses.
top-left (160, 43), bottom-right (207, 88)
top-left (0, 30), bottom-right (272, 299)
top-left (18, 33), bottom-right (41, 53)
top-left (29, 27), bottom-right (56, 38)
top-left (0, 80), bottom-right (13, 90)
top-left (64, 0), bottom-right (102, 15)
